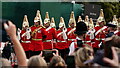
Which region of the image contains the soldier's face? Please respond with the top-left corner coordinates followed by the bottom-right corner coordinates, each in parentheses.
top-left (34, 22), bottom-right (39, 26)
top-left (23, 26), bottom-right (28, 30)
top-left (70, 23), bottom-right (74, 28)
top-left (44, 22), bottom-right (50, 27)
top-left (99, 22), bottom-right (104, 27)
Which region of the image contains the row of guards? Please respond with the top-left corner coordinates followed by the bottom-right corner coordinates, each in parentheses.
top-left (17, 9), bottom-right (120, 59)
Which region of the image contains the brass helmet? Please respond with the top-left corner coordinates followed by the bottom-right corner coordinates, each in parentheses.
top-left (35, 10), bottom-right (43, 25)
top-left (84, 15), bottom-right (89, 26)
top-left (50, 17), bottom-right (56, 28)
top-left (44, 12), bottom-right (50, 24)
top-left (68, 11), bottom-right (76, 27)
top-left (22, 15), bottom-right (29, 29)
top-left (97, 9), bottom-right (106, 25)
top-left (59, 17), bottom-right (66, 28)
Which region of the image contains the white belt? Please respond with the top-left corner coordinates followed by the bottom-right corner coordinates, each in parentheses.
top-left (21, 40), bottom-right (31, 43)
top-left (96, 38), bottom-right (105, 40)
top-left (68, 39), bottom-right (75, 41)
top-left (43, 40), bottom-right (52, 42)
top-left (85, 41), bottom-right (91, 43)
top-left (57, 40), bottom-right (66, 42)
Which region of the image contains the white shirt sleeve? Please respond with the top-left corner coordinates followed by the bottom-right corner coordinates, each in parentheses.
top-left (69, 42), bottom-right (75, 55)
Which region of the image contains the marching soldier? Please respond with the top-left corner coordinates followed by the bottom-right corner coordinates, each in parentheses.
top-left (56, 17), bottom-right (67, 59)
top-left (67, 11), bottom-right (76, 54)
top-left (93, 9), bottom-right (108, 51)
top-left (50, 17), bottom-right (58, 48)
top-left (20, 15), bottom-right (31, 58)
top-left (85, 18), bottom-right (95, 47)
top-left (30, 11), bottom-right (47, 55)
top-left (43, 12), bottom-right (57, 50)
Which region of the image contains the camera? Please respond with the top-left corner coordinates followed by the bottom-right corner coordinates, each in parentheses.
top-left (0, 19), bottom-right (10, 42)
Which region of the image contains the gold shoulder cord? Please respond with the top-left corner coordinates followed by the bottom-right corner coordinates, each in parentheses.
top-left (31, 27), bottom-right (42, 36)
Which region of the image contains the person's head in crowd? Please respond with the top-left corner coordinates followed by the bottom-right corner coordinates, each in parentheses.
top-left (75, 21), bottom-right (88, 40)
top-left (107, 21), bottom-right (117, 32)
top-left (74, 44), bottom-right (94, 66)
top-left (48, 56), bottom-right (66, 68)
top-left (103, 35), bottom-right (120, 66)
top-left (0, 58), bottom-right (11, 67)
top-left (104, 35), bottom-right (120, 48)
top-left (28, 55), bottom-right (47, 68)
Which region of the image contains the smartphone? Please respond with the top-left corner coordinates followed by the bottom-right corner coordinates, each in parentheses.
top-left (65, 56), bottom-right (75, 68)
top-left (42, 50), bottom-right (56, 62)
top-left (1, 19), bottom-right (10, 42)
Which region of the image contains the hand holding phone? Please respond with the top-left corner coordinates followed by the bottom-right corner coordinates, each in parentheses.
top-left (42, 50), bottom-right (57, 62)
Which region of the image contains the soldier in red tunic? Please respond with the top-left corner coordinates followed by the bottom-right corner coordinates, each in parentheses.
top-left (43, 12), bottom-right (57, 50)
top-left (50, 17), bottom-right (57, 48)
top-left (56, 17), bottom-right (67, 59)
top-left (93, 9), bottom-right (108, 52)
top-left (85, 18), bottom-right (95, 47)
top-left (67, 11), bottom-right (76, 54)
top-left (19, 15), bottom-right (31, 58)
top-left (30, 10), bottom-right (47, 55)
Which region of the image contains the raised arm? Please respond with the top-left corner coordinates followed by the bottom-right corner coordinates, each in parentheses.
top-left (4, 21), bottom-right (27, 66)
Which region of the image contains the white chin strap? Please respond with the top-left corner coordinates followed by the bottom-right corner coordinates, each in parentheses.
top-left (50, 23), bottom-right (55, 27)
top-left (59, 23), bottom-right (64, 28)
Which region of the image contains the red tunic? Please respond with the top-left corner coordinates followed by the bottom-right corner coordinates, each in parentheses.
top-left (115, 31), bottom-right (120, 36)
top-left (30, 25), bottom-right (47, 51)
top-left (67, 28), bottom-right (76, 48)
top-left (93, 26), bottom-right (108, 48)
top-left (85, 31), bottom-right (93, 47)
top-left (56, 30), bottom-right (67, 50)
top-left (20, 30), bottom-right (31, 51)
top-left (43, 27), bottom-right (57, 49)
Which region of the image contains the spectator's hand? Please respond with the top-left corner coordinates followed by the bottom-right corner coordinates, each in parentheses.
top-left (103, 47), bottom-right (119, 66)
top-left (53, 49), bottom-right (59, 56)
top-left (4, 21), bottom-right (17, 39)
top-left (39, 51), bottom-right (43, 57)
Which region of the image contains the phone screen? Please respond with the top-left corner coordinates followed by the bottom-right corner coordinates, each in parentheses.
top-left (65, 56), bottom-right (75, 68)
top-left (43, 50), bottom-right (56, 62)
